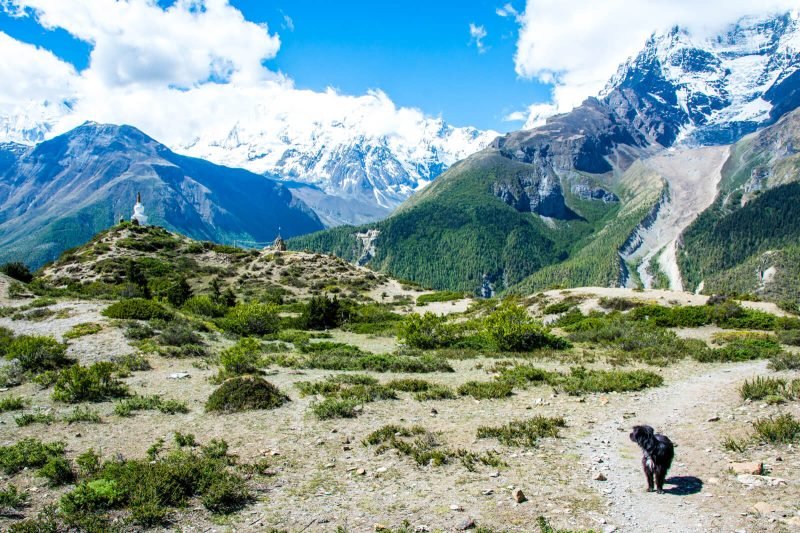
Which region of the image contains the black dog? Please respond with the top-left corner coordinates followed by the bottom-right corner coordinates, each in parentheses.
top-left (629, 425), bottom-right (674, 493)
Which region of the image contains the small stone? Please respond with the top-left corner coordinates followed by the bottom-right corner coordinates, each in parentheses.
top-left (599, 397), bottom-right (609, 405)
top-left (707, 416), bottom-right (720, 422)
top-left (513, 489), bottom-right (527, 503)
top-left (450, 504), bottom-right (464, 511)
top-left (168, 372), bottom-right (191, 379)
top-left (330, 428), bottom-right (338, 434)
top-left (374, 524), bottom-right (388, 531)
top-left (430, 408), bottom-right (438, 415)
top-left (489, 471), bottom-right (500, 478)
top-left (74, 433), bottom-right (81, 438)
top-left (324, 463), bottom-right (335, 469)
top-left (482, 489), bottom-right (494, 495)
top-left (342, 436), bottom-right (351, 445)
top-left (729, 461), bottom-right (763, 475)
top-left (457, 518), bottom-right (476, 530)
top-left (594, 473), bottom-right (607, 481)
top-left (602, 526), bottom-right (617, 533)
top-left (376, 467), bottom-right (388, 473)
top-left (775, 456), bottom-right (783, 462)
top-left (342, 445), bottom-right (352, 451)
top-left (753, 502), bottom-right (782, 515)
top-left (316, 439), bottom-right (325, 446)
top-left (356, 468), bottom-right (366, 476)
top-left (707, 477), bottom-right (720, 484)
top-left (270, 450), bottom-right (280, 456)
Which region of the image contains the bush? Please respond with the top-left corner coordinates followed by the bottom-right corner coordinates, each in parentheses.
top-left (63, 322), bottom-right (103, 340)
top-left (413, 385), bottom-right (457, 401)
top-left (52, 363), bottom-right (129, 403)
top-left (206, 376), bottom-right (289, 413)
top-left (219, 303), bottom-right (280, 336)
top-left (311, 397), bottom-right (360, 419)
top-left (301, 295), bottom-right (348, 330)
top-left (182, 295), bottom-right (226, 318)
top-left (769, 352), bottom-right (800, 371)
top-left (114, 395), bottom-right (188, 417)
top-left (0, 262), bottom-right (33, 283)
top-left (740, 377), bottom-right (795, 401)
top-left (484, 302), bottom-right (567, 352)
top-left (201, 473), bottom-right (251, 514)
top-left (457, 381), bottom-right (513, 400)
top-left (39, 456), bottom-right (74, 486)
top-left (397, 312), bottom-right (459, 349)
top-left (0, 396), bottom-right (27, 413)
top-left (5, 335), bottom-right (71, 372)
top-left (416, 291), bottom-right (464, 305)
top-left (753, 414), bottom-right (800, 444)
top-left (60, 479), bottom-right (124, 516)
top-left (0, 438), bottom-right (66, 475)
top-left (165, 277), bottom-right (192, 307)
top-left (0, 484), bottom-right (29, 510)
top-left (598, 297), bottom-right (642, 311)
top-left (157, 320), bottom-right (201, 346)
top-left (556, 367), bottom-right (663, 395)
top-left (218, 338), bottom-right (263, 377)
top-left (695, 338), bottom-right (785, 363)
top-left (477, 416), bottom-right (566, 447)
top-left (776, 329), bottom-right (800, 346)
top-left (64, 406), bottom-right (102, 424)
top-left (15, 412), bottom-right (55, 426)
top-left (102, 299), bottom-right (172, 321)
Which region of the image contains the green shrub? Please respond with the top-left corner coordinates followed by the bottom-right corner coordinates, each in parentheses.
top-left (496, 365), bottom-right (553, 387)
top-left (477, 416), bottom-right (567, 447)
top-left (753, 414), bottom-right (800, 444)
top-left (206, 376), bottom-right (289, 413)
top-left (65, 406), bottom-right (102, 424)
top-left (397, 312), bottom-right (459, 349)
top-left (114, 395), bottom-right (189, 417)
top-left (311, 397), bottom-right (360, 419)
top-left (695, 338), bottom-right (785, 363)
top-left (0, 438), bottom-right (66, 475)
top-left (156, 320), bottom-right (201, 347)
top-left (740, 377), bottom-right (795, 401)
top-left (123, 321), bottom-right (156, 340)
top-left (0, 396), bottom-right (27, 413)
top-left (0, 262), bottom-right (33, 283)
top-left (5, 335), bottom-right (71, 372)
top-left (201, 473), bottom-right (251, 514)
top-left (52, 363), bottom-right (129, 403)
top-left (301, 295), bottom-right (348, 330)
top-left (60, 479), bottom-right (124, 516)
top-left (598, 297), bottom-right (642, 311)
top-left (111, 353), bottom-right (151, 373)
top-left (219, 303), bottom-right (280, 336)
top-left (0, 484), bottom-right (29, 510)
top-left (218, 338), bottom-right (263, 377)
top-left (75, 450), bottom-right (102, 477)
top-left (280, 345), bottom-right (454, 373)
top-left (484, 302), bottom-right (568, 352)
top-left (413, 385), bottom-right (457, 401)
top-left (556, 367), bottom-right (663, 395)
top-left (769, 352), bottom-right (800, 371)
top-left (386, 378), bottom-right (436, 393)
top-left (102, 299), bottom-right (173, 321)
top-left (63, 322), bottom-right (103, 340)
top-left (457, 381), bottom-right (513, 400)
top-left (416, 291), bottom-right (464, 305)
top-left (15, 412), bottom-right (55, 426)
top-left (536, 516), bottom-right (596, 533)
top-left (776, 329), bottom-right (800, 346)
top-left (182, 295), bottom-right (226, 318)
top-left (38, 456), bottom-right (74, 486)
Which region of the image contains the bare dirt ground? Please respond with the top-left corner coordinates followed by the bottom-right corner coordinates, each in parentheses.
top-left (2, 295), bottom-right (799, 532)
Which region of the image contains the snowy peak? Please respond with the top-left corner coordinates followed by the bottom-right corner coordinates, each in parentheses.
top-left (603, 11), bottom-right (800, 146)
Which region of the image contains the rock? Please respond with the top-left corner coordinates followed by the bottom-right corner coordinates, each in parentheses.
top-left (753, 502), bottom-right (783, 515)
top-left (729, 461), bottom-right (763, 475)
top-left (457, 518), bottom-right (476, 530)
top-left (269, 450), bottom-right (280, 456)
top-left (602, 526), bottom-right (618, 533)
top-left (489, 471), bottom-right (500, 478)
top-left (324, 462), bottom-right (335, 469)
top-left (356, 468), bottom-right (366, 476)
top-left (330, 428), bottom-right (338, 434)
top-left (707, 477), bottom-right (719, 484)
top-left (707, 416), bottom-right (720, 422)
top-left (374, 524), bottom-right (388, 531)
top-left (784, 516), bottom-right (800, 527)
top-left (430, 408), bottom-right (438, 415)
top-left (594, 473), bottom-right (607, 481)
top-left (74, 433), bottom-right (81, 438)
top-left (342, 436), bottom-right (351, 445)
top-left (342, 446), bottom-right (351, 451)
top-left (376, 467), bottom-right (388, 473)
top-left (513, 489), bottom-right (527, 503)
top-left (482, 489), bottom-right (494, 495)
top-left (450, 504), bottom-right (464, 511)
top-left (737, 474), bottom-right (787, 487)
top-left (316, 439), bottom-right (325, 446)
top-left (168, 372), bottom-right (191, 379)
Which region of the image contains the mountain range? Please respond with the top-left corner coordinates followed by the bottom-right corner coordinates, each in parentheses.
top-left (1, 11), bottom-right (799, 306)
top-left (0, 123), bottom-right (323, 268)
top-left (292, 11), bottom-right (800, 303)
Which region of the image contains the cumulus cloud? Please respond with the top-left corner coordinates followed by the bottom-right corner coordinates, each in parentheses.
top-left (469, 23), bottom-right (488, 53)
top-left (513, 0), bottom-right (799, 126)
top-left (0, 0), bottom-right (482, 153)
top-left (495, 3), bottom-right (518, 19)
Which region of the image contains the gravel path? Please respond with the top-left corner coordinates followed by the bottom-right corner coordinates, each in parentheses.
top-left (578, 360), bottom-right (767, 533)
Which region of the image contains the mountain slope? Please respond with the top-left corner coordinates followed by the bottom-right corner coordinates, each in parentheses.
top-left (291, 12), bottom-right (800, 296)
top-left (0, 122), bottom-right (323, 269)
top-left (678, 107), bottom-right (800, 302)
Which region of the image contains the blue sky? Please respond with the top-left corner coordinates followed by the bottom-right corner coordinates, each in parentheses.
top-left (0, 0), bottom-right (551, 131)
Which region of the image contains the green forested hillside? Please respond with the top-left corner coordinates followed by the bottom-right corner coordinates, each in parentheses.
top-left (291, 151), bottom-right (645, 294)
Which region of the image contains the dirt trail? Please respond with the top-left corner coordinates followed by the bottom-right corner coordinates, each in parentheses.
top-left (578, 360), bottom-right (767, 532)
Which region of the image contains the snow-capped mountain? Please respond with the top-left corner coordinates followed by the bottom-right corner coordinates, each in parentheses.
top-left (180, 113), bottom-right (496, 211)
top-left (602, 10), bottom-right (800, 146)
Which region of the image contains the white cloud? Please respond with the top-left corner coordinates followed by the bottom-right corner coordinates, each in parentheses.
top-left (0, 0), bottom-right (491, 154)
top-left (495, 3), bottom-right (518, 19)
top-left (513, 0), bottom-right (799, 122)
top-left (469, 23), bottom-right (488, 53)
top-left (280, 9), bottom-right (294, 32)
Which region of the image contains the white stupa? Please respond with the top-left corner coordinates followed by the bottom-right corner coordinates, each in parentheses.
top-left (132, 192), bottom-right (148, 226)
